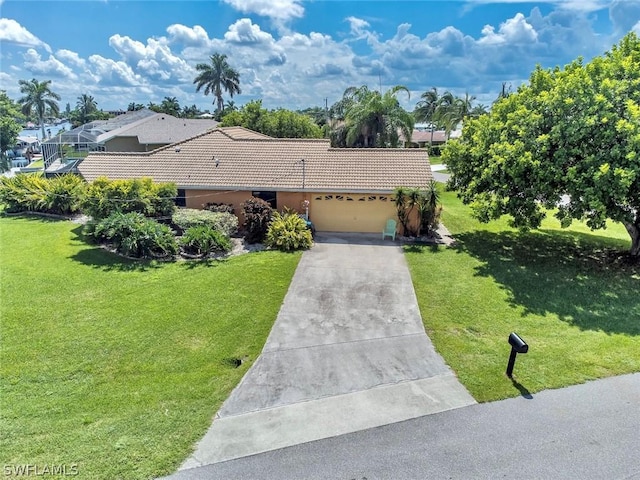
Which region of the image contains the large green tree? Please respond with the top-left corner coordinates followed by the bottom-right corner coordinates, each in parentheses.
top-left (18, 78), bottom-right (60, 140)
top-left (444, 33), bottom-right (640, 256)
top-left (219, 100), bottom-right (323, 138)
top-left (193, 53), bottom-right (241, 114)
top-left (0, 91), bottom-right (23, 171)
top-left (330, 85), bottom-right (414, 147)
top-left (159, 96), bottom-right (180, 116)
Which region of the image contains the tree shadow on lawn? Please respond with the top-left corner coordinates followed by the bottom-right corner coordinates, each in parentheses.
top-left (453, 229), bottom-right (640, 335)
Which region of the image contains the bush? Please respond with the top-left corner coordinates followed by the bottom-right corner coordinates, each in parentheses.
top-left (179, 226), bottom-right (232, 256)
top-left (86, 211), bottom-right (178, 258)
top-left (0, 173), bottom-right (85, 214)
top-left (44, 175), bottom-right (87, 214)
top-left (241, 197), bottom-right (273, 243)
top-left (82, 177), bottom-right (177, 220)
top-left (171, 208), bottom-right (238, 236)
top-left (204, 202), bottom-right (235, 215)
top-left (394, 181), bottom-right (441, 237)
top-left (265, 210), bottom-right (313, 251)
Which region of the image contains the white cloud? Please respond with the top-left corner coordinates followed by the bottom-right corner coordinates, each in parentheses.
top-left (88, 55), bottom-right (142, 86)
top-left (56, 49), bottom-right (85, 68)
top-left (23, 49), bottom-right (76, 79)
top-left (479, 13), bottom-right (538, 45)
top-left (0, 18), bottom-right (51, 53)
top-left (222, 0), bottom-right (304, 22)
top-left (634, 21), bottom-right (640, 35)
top-left (224, 18), bottom-right (276, 45)
top-left (108, 34), bottom-right (194, 83)
top-left (609, 0), bottom-right (640, 33)
top-left (166, 24), bottom-right (211, 47)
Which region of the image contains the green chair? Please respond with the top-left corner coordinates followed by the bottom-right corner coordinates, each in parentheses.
top-left (382, 219), bottom-right (397, 241)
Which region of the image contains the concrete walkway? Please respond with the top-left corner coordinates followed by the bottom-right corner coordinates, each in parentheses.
top-left (177, 233), bottom-right (475, 471)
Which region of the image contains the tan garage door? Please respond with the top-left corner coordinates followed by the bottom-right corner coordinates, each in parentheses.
top-left (309, 193), bottom-right (397, 233)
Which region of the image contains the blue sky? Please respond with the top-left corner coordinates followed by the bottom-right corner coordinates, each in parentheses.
top-left (1, 0), bottom-right (639, 113)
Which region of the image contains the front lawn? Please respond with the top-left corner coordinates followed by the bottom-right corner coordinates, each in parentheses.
top-left (0, 215), bottom-right (301, 479)
top-left (405, 191), bottom-right (640, 402)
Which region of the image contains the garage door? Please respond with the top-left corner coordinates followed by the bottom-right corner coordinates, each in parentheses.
top-left (309, 193), bottom-right (397, 233)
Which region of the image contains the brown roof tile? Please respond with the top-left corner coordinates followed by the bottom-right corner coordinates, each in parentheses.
top-left (78, 128), bottom-right (432, 193)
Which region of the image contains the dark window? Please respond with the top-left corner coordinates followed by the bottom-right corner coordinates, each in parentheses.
top-left (252, 191), bottom-right (277, 209)
top-left (175, 189), bottom-right (186, 207)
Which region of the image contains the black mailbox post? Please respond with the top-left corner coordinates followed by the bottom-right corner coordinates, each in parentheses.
top-left (506, 332), bottom-right (528, 378)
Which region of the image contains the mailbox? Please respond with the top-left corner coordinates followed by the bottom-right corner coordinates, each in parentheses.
top-left (506, 332), bottom-right (528, 378)
top-left (508, 332), bottom-right (528, 354)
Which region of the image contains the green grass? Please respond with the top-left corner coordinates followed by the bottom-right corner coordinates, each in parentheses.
top-left (405, 190), bottom-right (640, 402)
top-left (26, 159), bottom-right (44, 168)
top-left (0, 215), bottom-right (301, 479)
top-left (428, 155), bottom-right (443, 165)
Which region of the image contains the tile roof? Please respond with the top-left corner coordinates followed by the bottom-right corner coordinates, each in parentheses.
top-left (400, 129), bottom-right (448, 144)
top-left (78, 128), bottom-right (433, 193)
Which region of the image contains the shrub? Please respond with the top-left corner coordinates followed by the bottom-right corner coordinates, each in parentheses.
top-left (204, 202), bottom-right (235, 215)
top-left (82, 177), bottom-right (177, 220)
top-left (86, 211), bottom-right (178, 258)
top-left (0, 173), bottom-right (85, 214)
top-left (418, 181), bottom-right (442, 236)
top-left (44, 175), bottom-right (86, 214)
top-left (394, 182), bottom-right (441, 237)
top-left (179, 226), bottom-right (232, 256)
top-left (265, 210), bottom-right (313, 251)
top-left (171, 208), bottom-right (238, 236)
top-left (241, 197), bottom-right (273, 244)
top-left (0, 173), bottom-right (48, 212)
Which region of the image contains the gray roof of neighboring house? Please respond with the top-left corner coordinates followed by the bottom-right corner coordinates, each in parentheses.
top-left (78, 127), bottom-right (433, 193)
top-left (44, 109), bottom-right (218, 146)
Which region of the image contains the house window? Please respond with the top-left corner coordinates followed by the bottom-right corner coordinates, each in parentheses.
top-left (252, 191), bottom-right (277, 208)
top-left (175, 189), bottom-right (186, 207)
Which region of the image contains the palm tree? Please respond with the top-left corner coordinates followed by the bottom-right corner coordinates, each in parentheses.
top-left (160, 96), bottom-right (180, 116)
top-left (414, 87), bottom-right (440, 145)
top-left (341, 85), bottom-right (414, 147)
top-left (127, 102), bottom-right (145, 111)
top-left (193, 53), bottom-right (241, 114)
top-left (76, 93), bottom-right (98, 125)
top-left (181, 104), bottom-right (200, 118)
top-left (18, 78), bottom-right (61, 139)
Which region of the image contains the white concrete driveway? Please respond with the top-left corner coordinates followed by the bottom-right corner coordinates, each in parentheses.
top-left (179, 233), bottom-right (475, 470)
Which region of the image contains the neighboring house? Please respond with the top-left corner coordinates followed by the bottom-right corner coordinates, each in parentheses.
top-left (41, 109), bottom-right (218, 174)
top-left (401, 128), bottom-right (462, 149)
top-left (78, 127), bottom-right (433, 234)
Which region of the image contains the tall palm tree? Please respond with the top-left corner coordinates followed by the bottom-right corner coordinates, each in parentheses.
top-left (18, 78), bottom-right (60, 139)
top-left (414, 87), bottom-right (440, 145)
top-left (342, 85), bottom-right (414, 147)
top-left (193, 53), bottom-right (241, 114)
top-left (76, 93), bottom-right (98, 125)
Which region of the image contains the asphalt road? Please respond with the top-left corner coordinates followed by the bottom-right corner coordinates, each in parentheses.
top-left (164, 373), bottom-right (640, 480)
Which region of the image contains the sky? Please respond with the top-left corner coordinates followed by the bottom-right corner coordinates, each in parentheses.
top-left (1, 0), bottom-right (639, 114)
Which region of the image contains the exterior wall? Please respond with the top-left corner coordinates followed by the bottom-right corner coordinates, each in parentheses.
top-left (184, 189), bottom-right (420, 235)
top-left (309, 193), bottom-right (397, 233)
top-left (105, 137), bottom-right (144, 152)
top-left (276, 191), bottom-right (307, 214)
